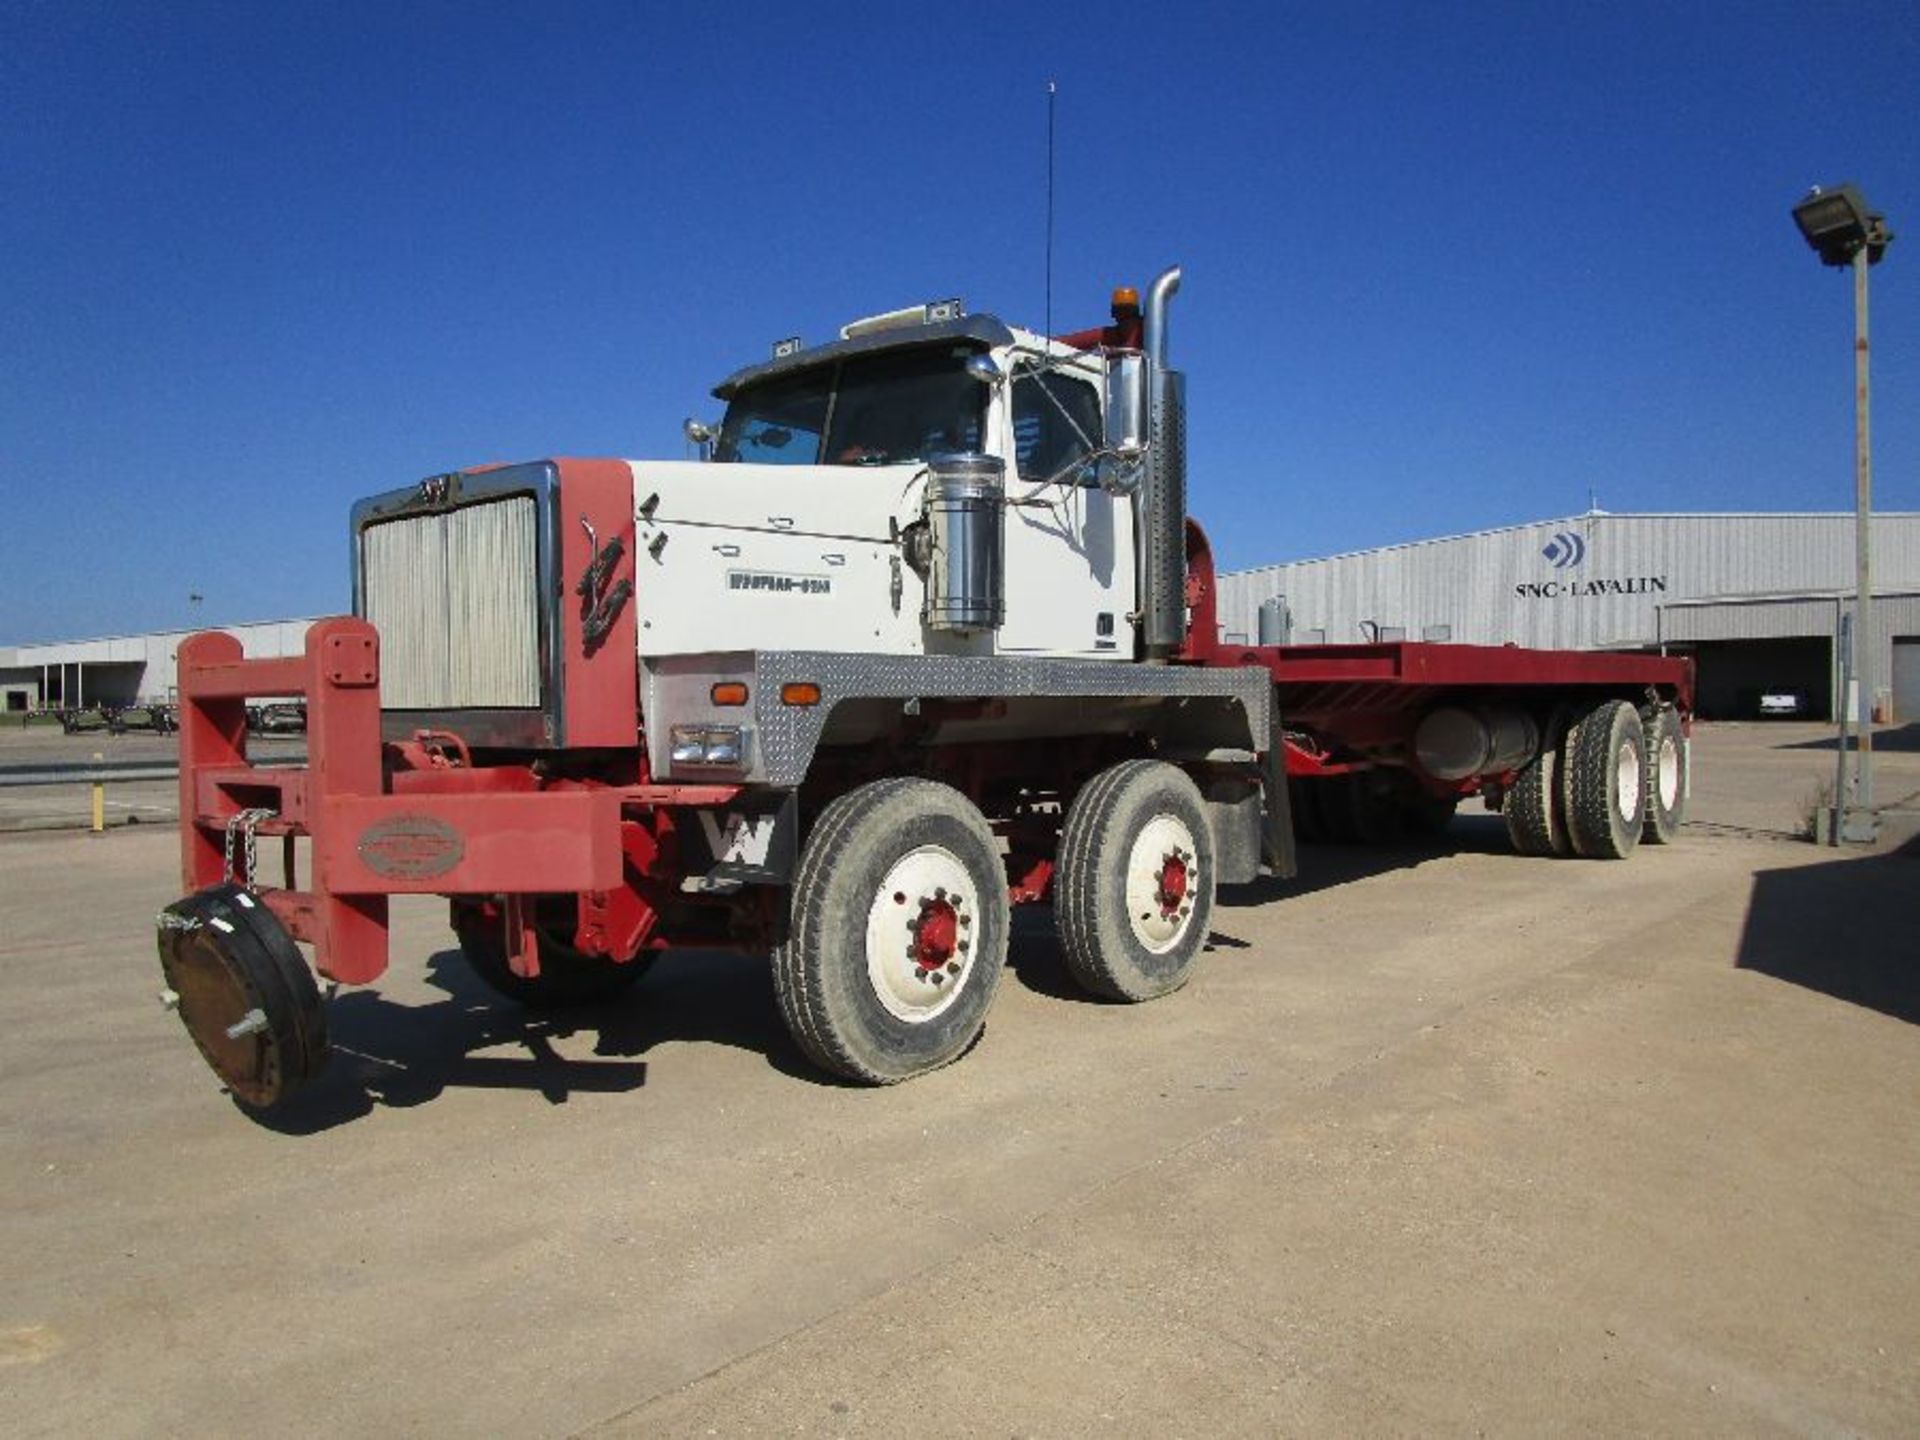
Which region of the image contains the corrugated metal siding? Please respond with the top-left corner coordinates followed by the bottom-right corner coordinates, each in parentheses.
top-left (1218, 513), bottom-right (1920, 651)
top-left (1659, 598), bottom-right (1839, 643)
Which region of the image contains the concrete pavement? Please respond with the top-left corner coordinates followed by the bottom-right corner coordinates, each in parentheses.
top-left (0, 724), bottom-right (1914, 1436)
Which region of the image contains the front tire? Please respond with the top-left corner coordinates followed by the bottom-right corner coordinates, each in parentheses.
top-left (1565, 699), bottom-right (1645, 860)
top-left (1055, 760), bottom-right (1215, 1002)
top-left (774, 779), bottom-right (1009, 1084)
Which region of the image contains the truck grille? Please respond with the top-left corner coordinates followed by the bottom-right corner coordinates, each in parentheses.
top-left (360, 497), bottom-right (544, 709)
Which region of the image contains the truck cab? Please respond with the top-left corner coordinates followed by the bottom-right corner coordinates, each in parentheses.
top-left (631, 304), bottom-right (1138, 661)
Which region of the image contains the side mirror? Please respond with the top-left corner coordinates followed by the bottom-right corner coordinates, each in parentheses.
top-left (1097, 445), bottom-right (1146, 497)
top-left (684, 417), bottom-right (716, 461)
top-left (964, 354), bottom-right (1006, 389)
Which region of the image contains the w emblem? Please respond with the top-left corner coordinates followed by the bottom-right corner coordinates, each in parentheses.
top-left (1542, 531), bottom-right (1586, 569)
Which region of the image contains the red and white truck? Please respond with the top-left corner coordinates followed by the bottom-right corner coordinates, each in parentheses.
top-left (157, 268), bottom-right (1692, 1110)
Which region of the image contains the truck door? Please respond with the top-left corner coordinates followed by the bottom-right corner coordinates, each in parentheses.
top-left (996, 358), bottom-right (1136, 658)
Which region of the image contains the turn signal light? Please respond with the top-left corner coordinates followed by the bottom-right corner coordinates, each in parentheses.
top-left (710, 682), bottom-right (749, 707)
top-left (781, 682), bottom-right (822, 707)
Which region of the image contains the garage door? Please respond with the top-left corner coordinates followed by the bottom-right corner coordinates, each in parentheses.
top-left (1894, 638), bottom-right (1920, 723)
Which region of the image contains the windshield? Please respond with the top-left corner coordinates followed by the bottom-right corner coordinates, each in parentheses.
top-left (716, 345), bottom-right (987, 466)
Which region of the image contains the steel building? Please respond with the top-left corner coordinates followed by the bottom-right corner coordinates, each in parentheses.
top-left (0, 619), bottom-right (320, 713)
top-left (1217, 512), bottom-right (1920, 721)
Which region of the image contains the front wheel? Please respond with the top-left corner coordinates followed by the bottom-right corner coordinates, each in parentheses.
top-left (1055, 759), bottom-right (1215, 1002)
top-left (774, 779), bottom-right (1010, 1084)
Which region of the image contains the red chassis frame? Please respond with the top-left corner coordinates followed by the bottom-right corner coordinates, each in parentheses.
top-left (175, 618), bottom-right (740, 986)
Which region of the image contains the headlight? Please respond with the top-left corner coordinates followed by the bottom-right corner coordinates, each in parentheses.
top-left (669, 725), bottom-right (750, 771)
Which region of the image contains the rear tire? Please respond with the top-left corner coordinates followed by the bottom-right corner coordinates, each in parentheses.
top-left (1401, 789), bottom-right (1459, 837)
top-left (774, 779), bottom-right (1009, 1084)
top-left (1288, 778), bottom-right (1324, 843)
top-left (1055, 760), bottom-right (1215, 1002)
top-left (1565, 699), bottom-right (1645, 860)
top-left (454, 899), bottom-right (655, 1007)
top-left (1342, 772), bottom-right (1403, 846)
top-left (1505, 713), bottom-right (1571, 857)
top-left (1641, 707), bottom-right (1687, 844)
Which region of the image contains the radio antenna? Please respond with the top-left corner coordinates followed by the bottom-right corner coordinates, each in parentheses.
top-left (1044, 80), bottom-right (1056, 347)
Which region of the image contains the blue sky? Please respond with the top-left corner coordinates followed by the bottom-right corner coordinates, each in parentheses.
top-left (3, 1), bottom-right (1915, 642)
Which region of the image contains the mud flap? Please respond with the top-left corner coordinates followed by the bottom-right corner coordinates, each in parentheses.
top-left (675, 791), bottom-right (799, 886)
top-left (1260, 702), bottom-right (1298, 880)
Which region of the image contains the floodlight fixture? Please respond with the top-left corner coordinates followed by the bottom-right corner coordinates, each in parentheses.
top-left (1792, 183), bottom-right (1894, 268)
top-left (1790, 181), bottom-right (1896, 843)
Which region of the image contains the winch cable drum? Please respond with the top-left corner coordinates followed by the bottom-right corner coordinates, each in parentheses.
top-left (1414, 706), bottom-right (1540, 782)
top-left (921, 452), bottom-right (1007, 635)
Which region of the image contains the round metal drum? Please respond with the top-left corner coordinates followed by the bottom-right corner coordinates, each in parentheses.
top-left (156, 884), bottom-right (329, 1112)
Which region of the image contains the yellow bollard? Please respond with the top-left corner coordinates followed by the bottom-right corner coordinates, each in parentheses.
top-left (91, 752), bottom-right (105, 835)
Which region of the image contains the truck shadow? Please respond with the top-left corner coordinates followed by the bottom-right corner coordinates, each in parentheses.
top-left (250, 947), bottom-right (829, 1134)
top-left (254, 812), bottom-right (1523, 1131)
top-left (1015, 815), bottom-right (1513, 978)
top-left (1218, 813), bottom-right (1512, 913)
top-left (1736, 845), bottom-right (1919, 1025)
top-left (1779, 722), bottom-right (1920, 753)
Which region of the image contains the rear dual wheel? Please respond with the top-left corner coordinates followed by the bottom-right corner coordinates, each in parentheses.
top-left (1301, 772), bottom-right (1456, 847)
top-left (1564, 700), bottom-right (1646, 859)
top-left (1507, 699), bottom-right (1677, 860)
top-left (1640, 707), bottom-right (1687, 844)
top-left (1505, 709), bottom-right (1572, 857)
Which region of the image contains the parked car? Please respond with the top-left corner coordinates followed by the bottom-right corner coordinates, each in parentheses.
top-left (1759, 690), bottom-right (1807, 718)
top-left (249, 701), bottom-right (307, 734)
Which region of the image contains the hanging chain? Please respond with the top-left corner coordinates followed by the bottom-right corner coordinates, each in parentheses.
top-left (222, 808), bottom-right (277, 892)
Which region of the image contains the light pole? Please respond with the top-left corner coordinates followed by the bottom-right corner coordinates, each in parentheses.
top-left (1792, 183), bottom-right (1893, 844)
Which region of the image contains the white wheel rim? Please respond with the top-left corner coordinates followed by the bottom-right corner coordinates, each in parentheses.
top-left (1123, 813), bottom-right (1202, 954)
top-left (1656, 734), bottom-right (1680, 811)
top-left (864, 845), bottom-right (980, 1023)
top-left (1615, 739), bottom-right (1642, 825)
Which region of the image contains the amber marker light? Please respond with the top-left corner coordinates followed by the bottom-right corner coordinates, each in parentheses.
top-left (1111, 286), bottom-right (1140, 311)
top-left (780, 682), bottom-right (822, 707)
top-left (710, 682), bottom-right (749, 706)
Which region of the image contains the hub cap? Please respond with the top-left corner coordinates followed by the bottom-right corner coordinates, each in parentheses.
top-left (865, 845), bottom-right (980, 1023)
top-left (1124, 813), bottom-right (1202, 953)
top-left (1615, 739), bottom-right (1643, 825)
top-left (1656, 734), bottom-right (1681, 811)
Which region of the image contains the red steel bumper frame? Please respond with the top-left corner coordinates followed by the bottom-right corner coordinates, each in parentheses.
top-left (177, 618), bottom-right (737, 985)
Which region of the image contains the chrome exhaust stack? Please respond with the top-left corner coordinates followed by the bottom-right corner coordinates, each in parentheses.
top-left (1138, 265), bottom-right (1187, 660)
